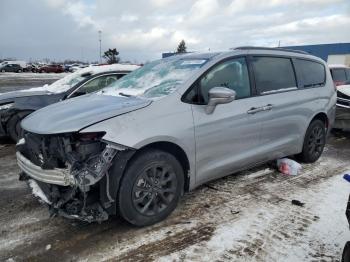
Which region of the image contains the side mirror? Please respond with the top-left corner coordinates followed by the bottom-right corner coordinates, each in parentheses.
top-left (205, 87), bottom-right (236, 114)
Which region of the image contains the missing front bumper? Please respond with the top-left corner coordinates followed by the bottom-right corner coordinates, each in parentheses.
top-left (17, 151), bottom-right (73, 186)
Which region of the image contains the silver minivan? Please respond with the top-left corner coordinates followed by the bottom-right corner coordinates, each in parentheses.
top-left (17, 47), bottom-right (336, 226)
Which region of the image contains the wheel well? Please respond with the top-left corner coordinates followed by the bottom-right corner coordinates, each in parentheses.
top-left (311, 112), bottom-right (328, 128)
top-left (138, 142), bottom-right (191, 192)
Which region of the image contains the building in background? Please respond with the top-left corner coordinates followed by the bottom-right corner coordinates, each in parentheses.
top-left (284, 43), bottom-right (350, 66)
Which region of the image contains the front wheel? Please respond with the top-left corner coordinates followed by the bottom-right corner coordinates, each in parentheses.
top-left (118, 149), bottom-right (184, 226)
top-left (296, 119), bottom-right (326, 163)
top-left (7, 111), bottom-right (32, 142)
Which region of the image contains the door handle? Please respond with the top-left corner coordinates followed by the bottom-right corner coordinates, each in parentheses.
top-left (247, 107), bottom-right (264, 114)
top-left (247, 104), bottom-right (273, 114)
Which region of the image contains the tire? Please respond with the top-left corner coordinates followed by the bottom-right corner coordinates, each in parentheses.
top-left (342, 241), bottom-right (350, 262)
top-left (1, 69), bottom-right (5, 73)
top-left (296, 119), bottom-right (326, 163)
top-left (7, 111), bottom-right (32, 142)
top-left (118, 149), bottom-right (184, 226)
top-left (17, 69), bottom-right (22, 73)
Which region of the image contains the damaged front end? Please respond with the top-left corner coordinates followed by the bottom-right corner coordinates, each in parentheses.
top-left (17, 131), bottom-right (135, 223)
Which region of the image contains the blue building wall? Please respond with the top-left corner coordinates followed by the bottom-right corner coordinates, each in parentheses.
top-left (283, 43), bottom-right (350, 61)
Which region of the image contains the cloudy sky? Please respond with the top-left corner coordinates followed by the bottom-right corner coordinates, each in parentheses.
top-left (0, 0), bottom-right (349, 63)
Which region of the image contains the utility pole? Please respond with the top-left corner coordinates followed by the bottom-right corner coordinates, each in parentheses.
top-left (278, 40), bottom-right (281, 47)
top-left (98, 30), bottom-right (102, 64)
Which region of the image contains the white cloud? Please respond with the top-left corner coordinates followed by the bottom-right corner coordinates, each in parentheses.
top-left (0, 0), bottom-right (349, 62)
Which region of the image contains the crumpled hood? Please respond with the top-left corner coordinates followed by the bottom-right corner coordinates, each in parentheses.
top-left (0, 90), bottom-right (50, 103)
top-left (21, 94), bottom-right (152, 134)
top-left (338, 85), bottom-right (350, 97)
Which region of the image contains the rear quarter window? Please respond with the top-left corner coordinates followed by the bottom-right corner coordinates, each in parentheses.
top-left (294, 59), bottom-right (326, 88)
top-left (251, 56), bottom-right (297, 94)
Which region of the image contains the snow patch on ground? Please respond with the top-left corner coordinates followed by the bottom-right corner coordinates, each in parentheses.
top-left (28, 179), bottom-right (51, 204)
top-left (159, 174), bottom-right (350, 262)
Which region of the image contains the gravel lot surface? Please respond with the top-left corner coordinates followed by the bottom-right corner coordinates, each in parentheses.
top-left (0, 74), bottom-right (349, 261)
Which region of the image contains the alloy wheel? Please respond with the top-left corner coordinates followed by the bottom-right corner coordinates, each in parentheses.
top-left (307, 125), bottom-right (325, 158)
top-left (132, 164), bottom-right (177, 216)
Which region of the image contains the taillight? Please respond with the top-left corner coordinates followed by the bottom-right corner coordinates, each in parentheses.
top-left (334, 81), bottom-right (345, 87)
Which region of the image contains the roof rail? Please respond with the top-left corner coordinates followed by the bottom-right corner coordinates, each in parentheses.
top-left (233, 46), bottom-right (309, 55)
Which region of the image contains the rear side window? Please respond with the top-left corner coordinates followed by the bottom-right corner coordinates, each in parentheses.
top-left (294, 59), bottom-right (325, 88)
top-left (251, 56), bottom-right (296, 94)
top-left (331, 68), bottom-right (347, 82)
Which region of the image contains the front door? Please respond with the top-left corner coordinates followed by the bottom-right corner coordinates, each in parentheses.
top-left (189, 57), bottom-right (263, 185)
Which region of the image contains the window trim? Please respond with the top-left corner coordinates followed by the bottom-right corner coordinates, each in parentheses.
top-left (250, 55), bottom-right (299, 96)
top-left (181, 55), bottom-right (254, 105)
top-left (67, 72), bottom-right (123, 98)
top-left (292, 57), bottom-right (326, 89)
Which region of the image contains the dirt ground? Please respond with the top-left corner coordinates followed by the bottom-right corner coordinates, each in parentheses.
top-left (0, 74), bottom-right (349, 261)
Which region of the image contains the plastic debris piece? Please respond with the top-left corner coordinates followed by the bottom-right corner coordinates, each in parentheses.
top-left (291, 200), bottom-right (305, 207)
top-left (343, 174), bottom-right (350, 183)
top-left (277, 158), bottom-right (302, 176)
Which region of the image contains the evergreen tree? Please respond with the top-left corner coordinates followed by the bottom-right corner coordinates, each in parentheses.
top-left (176, 40), bottom-right (187, 53)
top-left (103, 48), bottom-right (120, 64)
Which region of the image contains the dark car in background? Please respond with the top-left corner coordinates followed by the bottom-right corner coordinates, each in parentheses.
top-left (0, 64), bottom-right (139, 141)
top-left (38, 64), bottom-right (64, 73)
top-left (0, 64), bottom-right (23, 73)
top-left (329, 64), bottom-right (350, 86)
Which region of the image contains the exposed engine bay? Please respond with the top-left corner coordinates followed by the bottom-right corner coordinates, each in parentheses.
top-left (17, 131), bottom-right (135, 223)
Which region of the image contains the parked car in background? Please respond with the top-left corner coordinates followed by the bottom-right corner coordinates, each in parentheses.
top-left (329, 64), bottom-right (350, 86)
top-left (69, 64), bottom-right (88, 72)
top-left (0, 63), bottom-right (23, 73)
top-left (0, 60), bottom-right (27, 68)
top-left (0, 64), bottom-right (139, 141)
top-left (334, 82), bottom-right (350, 130)
top-left (38, 64), bottom-right (64, 73)
top-left (23, 63), bottom-right (40, 73)
top-left (16, 47), bottom-right (336, 226)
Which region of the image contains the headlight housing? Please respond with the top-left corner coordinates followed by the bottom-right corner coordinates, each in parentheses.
top-left (0, 102), bottom-right (14, 110)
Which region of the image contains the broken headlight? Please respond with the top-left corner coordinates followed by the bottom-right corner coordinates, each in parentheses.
top-left (0, 102), bottom-right (14, 110)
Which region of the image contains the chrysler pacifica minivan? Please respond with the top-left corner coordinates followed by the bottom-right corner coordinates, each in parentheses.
top-left (16, 47), bottom-right (336, 226)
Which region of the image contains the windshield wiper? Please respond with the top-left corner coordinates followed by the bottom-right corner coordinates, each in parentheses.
top-left (118, 92), bottom-right (134, 97)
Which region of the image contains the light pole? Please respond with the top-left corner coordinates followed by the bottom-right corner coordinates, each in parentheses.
top-left (98, 30), bottom-right (102, 64)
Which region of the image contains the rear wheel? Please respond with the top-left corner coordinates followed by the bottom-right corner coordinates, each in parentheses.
top-left (296, 119), bottom-right (326, 163)
top-left (118, 149), bottom-right (184, 226)
top-left (1, 69), bottom-right (5, 73)
top-left (7, 111), bottom-right (32, 142)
